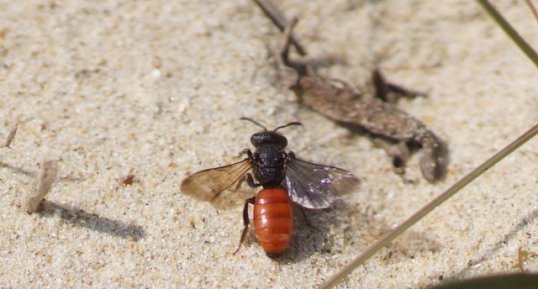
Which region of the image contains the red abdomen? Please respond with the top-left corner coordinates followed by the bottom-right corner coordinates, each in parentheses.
top-left (253, 187), bottom-right (293, 257)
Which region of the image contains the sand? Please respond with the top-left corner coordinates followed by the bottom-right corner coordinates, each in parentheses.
top-left (0, 0), bottom-right (537, 288)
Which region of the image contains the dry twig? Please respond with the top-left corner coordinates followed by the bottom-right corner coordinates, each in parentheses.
top-left (24, 160), bottom-right (58, 214)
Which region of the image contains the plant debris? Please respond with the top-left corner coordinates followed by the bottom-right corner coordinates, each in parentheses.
top-left (24, 160), bottom-right (58, 214)
top-left (3, 124), bottom-right (18, 148)
top-left (254, 1), bottom-right (449, 182)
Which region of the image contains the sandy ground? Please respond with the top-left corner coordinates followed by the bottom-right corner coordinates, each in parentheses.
top-left (0, 0), bottom-right (537, 288)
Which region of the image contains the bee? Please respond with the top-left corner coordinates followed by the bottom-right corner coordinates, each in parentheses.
top-left (180, 117), bottom-right (359, 257)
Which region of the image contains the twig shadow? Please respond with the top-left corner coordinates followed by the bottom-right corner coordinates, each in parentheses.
top-left (36, 200), bottom-right (146, 241)
top-left (448, 207), bottom-right (538, 280)
top-left (0, 161), bottom-right (35, 177)
top-left (0, 161), bottom-right (84, 182)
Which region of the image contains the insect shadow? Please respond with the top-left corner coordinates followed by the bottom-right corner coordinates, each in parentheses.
top-left (270, 205), bottom-right (343, 263)
top-left (234, 205), bottom-right (338, 263)
top-left (275, 201), bottom-right (443, 263)
top-left (36, 200), bottom-right (146, 241)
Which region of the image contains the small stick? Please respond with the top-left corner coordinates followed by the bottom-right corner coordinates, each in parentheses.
top-left (121, 173), bottom-right (135, 185)
top-left (3, 124), bottom-right (18, 148)
top-left (518, 247), bottom-right (528, 272)
top-left (525, 0), bottom-right (538, 23)
top-left (25, 160), bottom-right (58, 214)
top-left (253, 0), bottom-right (307, 56)
top-left (320, 123), bottom-right (538, 289)
top-left (478, 0), bottom-right (538, 68)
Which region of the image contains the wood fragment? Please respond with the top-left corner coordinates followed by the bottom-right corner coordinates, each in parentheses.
top-left (253, 0), bottom-right (307, 56)
top-left (525, 0), bottom-right (538, 23)
top-left (121, 173), bottom-right (135, 185)
top-left (25, 160), bottom-right (58, 214)
top-left (3, 124), bottom-right (18, 148)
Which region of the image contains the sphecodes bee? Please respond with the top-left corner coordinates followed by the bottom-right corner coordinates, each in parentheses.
top-left (180, 117), bottom-right (359, 257)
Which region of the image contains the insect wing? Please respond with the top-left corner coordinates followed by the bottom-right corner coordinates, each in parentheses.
top-left (180, 159), bottom-right (254, 209)
top-left (284, 157), bottom-right (359, 209)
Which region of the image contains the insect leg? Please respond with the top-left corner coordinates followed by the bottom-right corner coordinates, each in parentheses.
top-left (245, 173), bottom-right (261, 188)
top-left (238, 148), bottom-right (252, 158)
top-left (232, 172), bottom-right (260, 192)
top-left (296, 205), bottom-right (316, 229)
top-left (233, 197), bottom-right (256, 255)
top-left (286, 151), bottom-right (296, 159)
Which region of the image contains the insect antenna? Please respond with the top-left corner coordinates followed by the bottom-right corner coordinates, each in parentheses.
top-left (240, 117), bottom-right (268, 131)
top-left (273, 121), bottom-right (302, 132)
